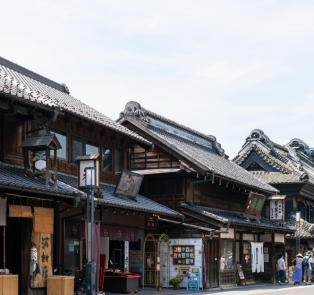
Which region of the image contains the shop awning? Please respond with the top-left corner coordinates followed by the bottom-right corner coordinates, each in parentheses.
top-left (158, 217), bottom-right (216, 233)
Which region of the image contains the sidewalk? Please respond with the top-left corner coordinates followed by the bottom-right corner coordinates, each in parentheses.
top-left (103, 283), bottom-right (314, 295)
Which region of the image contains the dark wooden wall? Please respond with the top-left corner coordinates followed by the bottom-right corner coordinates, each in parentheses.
top-left (0, 100), bottom-right (136, 185)
top-left (130, 145), bottom-right (180, 170)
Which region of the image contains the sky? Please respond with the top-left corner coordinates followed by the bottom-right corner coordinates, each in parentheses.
top-left (1, 0), bottom-right (314, 158)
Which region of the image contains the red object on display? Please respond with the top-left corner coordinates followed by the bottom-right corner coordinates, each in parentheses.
top-left (100, 254), bottom-right (107, 291)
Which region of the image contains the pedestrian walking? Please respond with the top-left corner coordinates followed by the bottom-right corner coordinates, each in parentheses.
top-left (292, 253), bottom-right (303, 285)
top-left (277, 254), bottom-right (286, 285)
top-left (303, 251), bottom-right (313, 285)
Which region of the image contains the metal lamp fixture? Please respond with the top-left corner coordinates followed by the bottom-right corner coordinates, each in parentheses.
top-left (85, 167), bottom-right (96, 188)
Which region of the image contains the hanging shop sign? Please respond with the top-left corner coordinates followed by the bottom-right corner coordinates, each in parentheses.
top-left (268, 195), bottom-right (285, 221)
top-left (33, 208), bottom-right (54, 234)
top-left (244, 193), bottom-right (266, 215)
top-left (30, 233), bottom-right (52, 288)
top-left (114, 170), bottom-right (144, 200)
top-left (145, 216), bottom-right (156, 228)
top-left (9, 205), bottom-right (33, 218)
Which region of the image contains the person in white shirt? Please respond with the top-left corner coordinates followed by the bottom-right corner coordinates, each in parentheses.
top-left (303, 251), bottom-right (313, 285)
top-left (277, 254), bottom-right (286, 285)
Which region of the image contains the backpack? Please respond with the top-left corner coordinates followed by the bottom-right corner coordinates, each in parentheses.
top-left (303, 257), bottom-right (310, 269)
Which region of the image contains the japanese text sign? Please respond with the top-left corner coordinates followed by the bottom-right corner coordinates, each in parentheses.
top-left (270, 199), bottom-right (285, 221)
top-left (245, 193), bottom-right (266, 215)
top-left (145, 216), bottom-right (156, 228)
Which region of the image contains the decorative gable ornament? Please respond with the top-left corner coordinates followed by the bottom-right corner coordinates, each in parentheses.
top-left (119, 101), bottom-right (150, 123)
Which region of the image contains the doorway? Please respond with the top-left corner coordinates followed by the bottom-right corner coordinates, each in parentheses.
top-left (205, 240), bottom-right (219, 288)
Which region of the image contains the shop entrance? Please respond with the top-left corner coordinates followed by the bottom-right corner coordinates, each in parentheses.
top-left (109, 240), bottom-right (125, 272)
top-left (205, 240), bottom-right (219, 288)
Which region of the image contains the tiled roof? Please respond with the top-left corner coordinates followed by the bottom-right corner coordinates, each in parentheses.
top-left (148, 127), bottom-right (278, 193)
top-left (0, 57), bottom-right (151, 147)
top-left (286, 219), bottom-right (314, 238)
top-left (141, 107), bottom-right (217, 143)
top-left (234, 129), bottom-right (314, 185)
top-left (118, 102), bottom-right (277, 194)
top-left (57, 173), bottom-right (183, 218)
top-left (0, 162), bottom-right (82, 197)
top-left (252, 172), bottom-right (303, 184)
top-left (182, 203), bottom-right (294, 233)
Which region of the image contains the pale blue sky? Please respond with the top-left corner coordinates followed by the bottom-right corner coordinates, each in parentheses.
top-left (1, 0), bottom-right (314, 158)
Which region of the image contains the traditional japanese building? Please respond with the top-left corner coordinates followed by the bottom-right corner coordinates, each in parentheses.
top-left (117, 102), bottom-right (293, 288)
top-left (0, 57), bottom-right (183, 295)
top-left (233, 129), bottom-right (314, 264)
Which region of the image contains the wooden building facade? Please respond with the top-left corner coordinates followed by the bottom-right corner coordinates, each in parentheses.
top-left (0, 57), bottom-right (183, 295)
top-left (234, 129), bottom-right (314, 265)
top-left (117, 101), bottom-right (294, 288)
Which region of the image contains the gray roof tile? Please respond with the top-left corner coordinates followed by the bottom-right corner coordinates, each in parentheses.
top-left (149, 127), bottom-right (278, 193)
top-left (182, 203), bottom-right (294, 233)
top-left (0, 58), bottom-right (151, 147)
top-left (57, 173), bottom-right (183, 218)
top-left (0, 162), bottom-right (82, 196)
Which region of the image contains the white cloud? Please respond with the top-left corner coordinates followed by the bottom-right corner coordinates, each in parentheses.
top-left (1, 0), bottom-right (314, 158)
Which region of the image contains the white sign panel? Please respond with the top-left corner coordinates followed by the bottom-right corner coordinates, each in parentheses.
top-left (270, 200), bottom-right (284, 220)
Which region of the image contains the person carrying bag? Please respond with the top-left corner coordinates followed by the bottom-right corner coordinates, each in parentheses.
top-left (303, 251), bottom-right (313, 285)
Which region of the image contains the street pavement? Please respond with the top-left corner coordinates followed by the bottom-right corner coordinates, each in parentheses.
top-left (178, 284), bottom-right (314, 295)
top-left (105, 284), bottom-right (314, 295)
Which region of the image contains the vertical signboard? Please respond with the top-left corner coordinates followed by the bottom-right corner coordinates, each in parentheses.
top-left (31, 233), bottom-right (52, 288)
top-left (269, 196), bottom-right (286, 221)
top-left (124, 241), bottom-right (129, 272)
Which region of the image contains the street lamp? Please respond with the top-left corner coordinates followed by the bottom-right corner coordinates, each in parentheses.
top-left (75, 155), bottom-right (101, 295)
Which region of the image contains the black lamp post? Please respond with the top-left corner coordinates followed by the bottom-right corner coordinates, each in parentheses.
top-left (75, 155), bottom-right (101, 295)
top-left (85, 166), bottom-right (96, 295)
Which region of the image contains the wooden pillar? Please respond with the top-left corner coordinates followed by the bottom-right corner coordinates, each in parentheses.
top-left (46, 147), bottom-right (49, 186)
top-left (271, 233), bottom-right (275, 284)
top-left (240, 233), bottom-right (244, 267)
top-left (233, 229), bottom-right (236, 285)
top-left (33, 151), bottom-right (35, 173)
top-left (0, 116), bottom-right (5, 161)
top-left (54, 149), bottom-right (57, 188)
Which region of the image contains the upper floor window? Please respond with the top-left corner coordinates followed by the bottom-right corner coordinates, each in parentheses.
top-left (71, 135), bottom-right (99, 163)
top-left (50, 127), bottom-right (67, 159)
top-left (103, 145), bottom-right (113, 174)
top-left (115, 149), bottom-right (125, 175)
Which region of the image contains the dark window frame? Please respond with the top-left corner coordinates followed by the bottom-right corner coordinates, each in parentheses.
top-left (102, 144), bottom-right (113, 174)
top-left (71, 133), bottom-right (100, 163)
top-left (49, 126), bottom-right (68, 161)
top-left (114, 148), bottom-right (125, 175)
